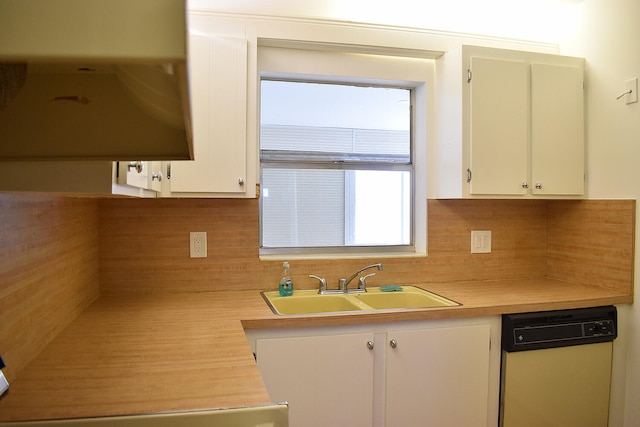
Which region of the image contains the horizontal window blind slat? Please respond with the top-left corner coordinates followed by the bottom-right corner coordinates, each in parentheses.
top-left (261, 124), bottom-right (409, 156)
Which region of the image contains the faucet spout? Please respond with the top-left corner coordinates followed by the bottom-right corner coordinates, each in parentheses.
top-left (341, 263), bottom-right (383, 292)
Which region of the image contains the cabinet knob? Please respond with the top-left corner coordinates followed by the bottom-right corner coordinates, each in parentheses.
top-left (127, 161), bottom-right (144, 174)
top-left (535, 183), bottom-right (543, 190)
top-left (152, 172), bottom-right (163, 182)
top-left (238, 178), bottom-right (245, 186)
top-left (521, 182), bottom-right (529, 189)
top-left (389, 339), bottom-right (398, 349)
top-left (367, 340), bottom-right (374, 350)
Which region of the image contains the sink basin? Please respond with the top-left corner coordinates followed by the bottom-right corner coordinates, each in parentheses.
top-left (262, 286), bottom-right (459, 315)
top-left (262, 290), bottom-right (366, 315)
top-left (353, 286), bottom-right (459, 309)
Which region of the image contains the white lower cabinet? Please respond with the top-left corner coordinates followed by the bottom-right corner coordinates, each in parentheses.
top-left (257, 332), bottom-right (375, 427)
top-left (384, 326), bottom-right (491, 427)
top-left (250, 317), bottom-right (500, 427)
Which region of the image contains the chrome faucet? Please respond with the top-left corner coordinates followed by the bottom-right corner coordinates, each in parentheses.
top-left (339, 263), bottom-right (383, 293)
top-left (309, 263), bottom-right (383, 294)
top-left (308, 274), bottom-right (327, 294)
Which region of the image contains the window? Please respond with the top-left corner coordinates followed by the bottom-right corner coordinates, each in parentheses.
top-left (258, 46), bottom-right (430, 256)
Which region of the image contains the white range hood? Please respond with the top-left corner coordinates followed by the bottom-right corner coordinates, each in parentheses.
top-left (0, 0), bottom-right (193, 161)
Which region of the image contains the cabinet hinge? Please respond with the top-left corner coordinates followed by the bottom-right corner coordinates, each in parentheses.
top-left (467, 69), bottom-right (472, 83)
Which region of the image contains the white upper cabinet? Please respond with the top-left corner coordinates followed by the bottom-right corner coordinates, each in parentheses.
top-left (0, 160), bottom-right (160, 197)
top-left (530, 63), bottom-right (585, 195)
top-left (115, 161), bottom-right (163, 193)
top-left (164, 31), bottom-right (255, 198)
top-left (432, 45), bottom-right (584, 199)
top-left (468, 56), bottom-right (529, 195)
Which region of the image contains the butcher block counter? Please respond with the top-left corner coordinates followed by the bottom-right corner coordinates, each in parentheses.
top-left (0, 278), bottom-right (632, 422)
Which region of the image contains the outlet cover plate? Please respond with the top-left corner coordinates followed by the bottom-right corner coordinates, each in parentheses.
top-left (471, 230), bottom-right (491, 254)
top-left (190, 232), bottom-right (207, 258)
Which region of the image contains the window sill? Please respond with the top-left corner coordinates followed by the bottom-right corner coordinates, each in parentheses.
top-left (259, 251), bottom-right (427, 261)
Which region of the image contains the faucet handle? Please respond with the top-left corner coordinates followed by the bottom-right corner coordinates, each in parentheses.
top-left (358, 272), bottom-right (376, 290)
top-left (309, 275), bottom-right (327, 294)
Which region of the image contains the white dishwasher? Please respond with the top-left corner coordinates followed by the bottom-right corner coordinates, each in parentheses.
top-left (500, 306), bottom-right (617, 427)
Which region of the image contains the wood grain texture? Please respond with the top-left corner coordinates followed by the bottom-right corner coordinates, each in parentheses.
top-left (0, 293), bottom-right (270, 422)
top-left (241, 278), bottom-right (631, 330)
top-left (0, 194), bottom-right (100, 383)
top-left (0, 195), bottom-right (633, 420)
top-left (0, 278), bottom-right (630, 421)
top-left (98, 199), bottom-right (552, 293)
top-left (99, 198), bottom-right (633, 296)
top-left (98, 198), bottom-right (262, 294)
top-left (547, 200), bottom-right (635, 293)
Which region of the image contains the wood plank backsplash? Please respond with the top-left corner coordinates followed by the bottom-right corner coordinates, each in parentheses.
top-left (547, 200), bottom-right (635, 293)
top-left (98, 198), bottom-right (635, 295)
top-left (0, 194), bottom-right (100, 382)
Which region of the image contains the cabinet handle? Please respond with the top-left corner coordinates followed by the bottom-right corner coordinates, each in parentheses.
top-left (367, 341), bottom-right (374, 350)
top-left (389, 339), bottom-right (397, 349)
top-left (127, 161), bottom-right (144, 174)
top-left (535, 183), bottom-right (543, 190)
top-left (238, 178), bottom-right (245, 186)
top-left (152, 172), bottom-right (163, 182)
top-left (522, 182), bottom-right (529, 189)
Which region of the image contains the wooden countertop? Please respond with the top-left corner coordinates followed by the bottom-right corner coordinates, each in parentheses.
top-left (0, 278), bottom-right (632, 422)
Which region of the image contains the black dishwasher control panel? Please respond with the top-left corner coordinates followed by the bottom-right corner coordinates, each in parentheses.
top-left (502, 305), bottom-right (617, 352)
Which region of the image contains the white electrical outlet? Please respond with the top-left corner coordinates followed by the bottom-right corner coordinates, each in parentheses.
top-left (190, 232), bottom-right (207, 258)
top-left (471, 230), bottom-right (491, 254)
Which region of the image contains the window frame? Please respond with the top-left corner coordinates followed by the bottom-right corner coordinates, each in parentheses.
top-left (257, 45), bottom-right (430, 259)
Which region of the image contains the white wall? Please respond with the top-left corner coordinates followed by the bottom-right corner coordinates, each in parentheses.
top-left (190, 0), bottom-right (638, 424)
top-left (188, 0), bottom-right (579, 44)
top-left (560, 1), bottom-right (640, 425)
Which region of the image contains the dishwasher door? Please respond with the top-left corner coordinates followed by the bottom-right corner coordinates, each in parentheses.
top-left (500, 306), bottom-right (617, 427)
top-left (501, 341), bottom-right (612, 427)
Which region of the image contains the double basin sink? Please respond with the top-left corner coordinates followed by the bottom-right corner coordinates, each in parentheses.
top-left (262, 286), bottom-right (459, 315)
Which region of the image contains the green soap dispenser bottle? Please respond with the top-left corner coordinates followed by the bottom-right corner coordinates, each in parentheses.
top-left (279, 261), bottom-right (294, 296)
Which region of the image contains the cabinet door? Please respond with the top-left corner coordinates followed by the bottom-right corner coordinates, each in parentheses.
top-left (531, 63), bottom-right (584, 195)
top-left (256, 333), bottom-right (375, 427)
top-left (116, 161), bottom-right (150, 189)
top-left (169, 33), bottom-right (248, 195)
top-left (385, 325), bottom-right (491, 427)
top-left (469, 57), bottom-right (529, 195)
top-left (115, 161), bottom-right (161, 194)
top-left (146, 161), bottom-right (163, 192)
